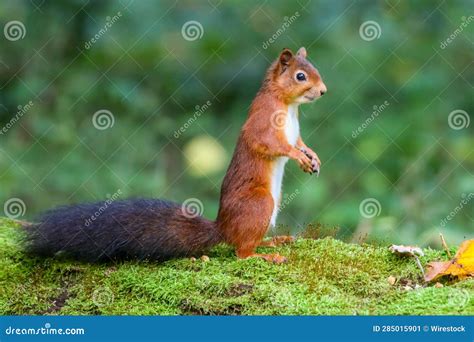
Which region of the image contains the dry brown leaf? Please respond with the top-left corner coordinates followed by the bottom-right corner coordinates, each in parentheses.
top-left (424, 239), bottom-right (474, 282)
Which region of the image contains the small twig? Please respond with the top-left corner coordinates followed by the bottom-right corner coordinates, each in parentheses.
top-left (439, 233), bottom-right (452, 258)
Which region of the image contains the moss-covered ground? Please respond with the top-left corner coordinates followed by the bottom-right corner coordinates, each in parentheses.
top-left (0, 218), bottom-right (472, 315)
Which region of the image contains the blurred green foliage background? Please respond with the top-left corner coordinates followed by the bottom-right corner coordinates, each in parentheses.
top-left (0, 0), bottom-right (472, 246)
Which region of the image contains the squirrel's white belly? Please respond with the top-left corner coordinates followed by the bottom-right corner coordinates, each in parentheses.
top-left (269, 104), bottom-right (299, 227)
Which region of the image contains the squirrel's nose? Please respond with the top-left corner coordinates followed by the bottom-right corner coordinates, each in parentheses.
top-left (319, 83), bottom-right (327, 96)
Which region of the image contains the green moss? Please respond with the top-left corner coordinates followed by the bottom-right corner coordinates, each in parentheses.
top-left (0, 217), bottom-right (472, 315)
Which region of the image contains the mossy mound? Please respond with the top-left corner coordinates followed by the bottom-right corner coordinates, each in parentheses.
top-left (0, 218), bottom-right (472, 315)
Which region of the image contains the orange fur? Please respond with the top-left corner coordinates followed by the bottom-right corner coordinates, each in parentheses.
top-left (216, 47), bottom-right (326, 261)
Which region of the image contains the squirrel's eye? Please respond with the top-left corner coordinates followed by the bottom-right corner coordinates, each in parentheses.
top-left (296, 72), bottom-right (306, 81)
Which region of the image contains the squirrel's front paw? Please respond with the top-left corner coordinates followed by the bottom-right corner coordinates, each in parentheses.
top-left (311, 157), bottom-right (320, 175)
top-left (300, 148), bottom-right (321, 175)
top-left (290, 149), bottom-right (313, 174)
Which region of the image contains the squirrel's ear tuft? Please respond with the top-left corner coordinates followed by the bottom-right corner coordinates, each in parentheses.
top-left (296, 47), bottom-right (307, 58)
top-left (279, 48), bottom-right (294, 66)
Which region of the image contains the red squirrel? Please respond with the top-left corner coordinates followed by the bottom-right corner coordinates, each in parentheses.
top-left (25, 47), bottom-right (326, 264)
top-left (217, 47), bottom-right (326, 263)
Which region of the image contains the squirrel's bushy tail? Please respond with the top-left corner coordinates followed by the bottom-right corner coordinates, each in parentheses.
top-left (24, 198), bottom-right (222, 262)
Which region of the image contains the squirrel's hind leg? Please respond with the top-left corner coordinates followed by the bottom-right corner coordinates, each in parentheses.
top-left (232, 190), bottom-right (287, 263)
